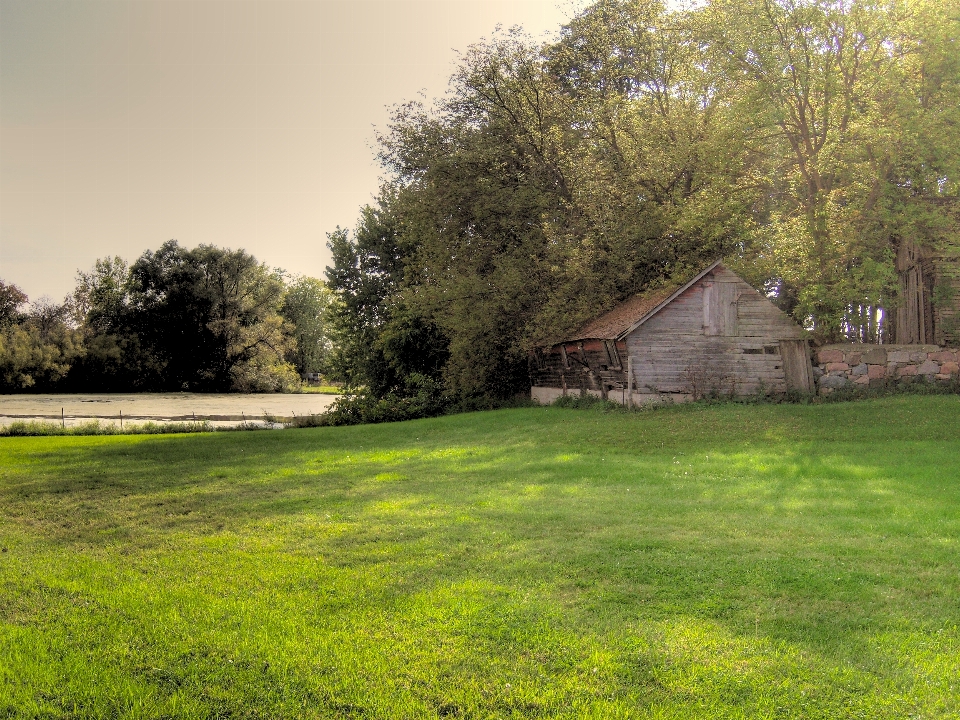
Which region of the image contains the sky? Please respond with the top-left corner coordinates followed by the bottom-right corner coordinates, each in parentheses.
top-left (0, 0), bottom-right (583, 301)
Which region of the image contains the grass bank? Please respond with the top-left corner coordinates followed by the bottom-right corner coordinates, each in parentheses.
top-left (1, 396), bottom-right (958, 718)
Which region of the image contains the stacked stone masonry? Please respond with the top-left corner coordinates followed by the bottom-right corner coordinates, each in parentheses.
top-left (814, 344), bottom-right (960, 392)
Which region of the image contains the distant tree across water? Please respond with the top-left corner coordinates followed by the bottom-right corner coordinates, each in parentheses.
top-left (0, 242), bottom-right (332, 393)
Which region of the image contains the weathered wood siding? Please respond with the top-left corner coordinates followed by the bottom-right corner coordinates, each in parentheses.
top-left (529, 339), bottom-right (629, 400)
top-left (626, 266), bottom-right (807, 397)
top-left (933, 248), bottom-right (960, 347)
top-left (890, 240), bottom-right (960, 347)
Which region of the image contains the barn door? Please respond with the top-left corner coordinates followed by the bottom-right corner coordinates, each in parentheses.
top-left (703, 281), bottom-right (739, 336)
top-left (780, 339), bottom-right (814, 393)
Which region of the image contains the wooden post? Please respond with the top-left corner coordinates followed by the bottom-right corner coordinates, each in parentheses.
top-left (120, 410), bottom-right (123, 430)
top-left (627, 356), bottom-right (633, 409)
top-left (61, 408), bottom-right (64, 429)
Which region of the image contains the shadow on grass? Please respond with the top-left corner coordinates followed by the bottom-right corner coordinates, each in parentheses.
top-left (2, 400), bottom-right (960, 715)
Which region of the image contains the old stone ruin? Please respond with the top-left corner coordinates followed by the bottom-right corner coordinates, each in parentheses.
top-left (815, 345), bottom-right (959, 393)
top-left (813, 238), bottom-right (960, 394)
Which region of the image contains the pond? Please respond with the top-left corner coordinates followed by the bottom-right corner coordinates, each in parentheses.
top-left (0, 393), bottom-right (339, 428)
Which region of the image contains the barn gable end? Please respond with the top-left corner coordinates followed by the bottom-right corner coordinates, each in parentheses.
top-left (529, 262), bottom-right (814, 404)
top-left (626, 265), bottom-right (809, 399)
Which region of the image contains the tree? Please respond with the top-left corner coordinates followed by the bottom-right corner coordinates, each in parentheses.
top-left (281, 276), bottom-right (333, 377)
top-left (709, 0), bottom-right (960, 341)
top-left (70, 241), bottom-right (298, 392)
top-left (325, 202), bottom-right (449, 396)
top-left (0, 295), bottom-right (81, 391)
top-left (0, 280), bottom-right (28, 326)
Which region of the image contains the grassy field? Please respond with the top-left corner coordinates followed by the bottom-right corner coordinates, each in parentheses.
top-left (300, 386), bottom-right (344, 395)
top-left (1, 396), bottom-right (959, 718)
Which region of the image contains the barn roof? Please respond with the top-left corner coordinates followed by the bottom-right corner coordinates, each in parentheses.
top-left (559, 260), bottom-right (723, 343)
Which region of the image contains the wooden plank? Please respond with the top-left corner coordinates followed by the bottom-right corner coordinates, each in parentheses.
top-left (719, 282), bottom-right (739, 336)
top-left (780, 339), bottom-right (814, 393)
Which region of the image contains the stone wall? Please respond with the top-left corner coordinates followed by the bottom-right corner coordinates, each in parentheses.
top-left (814, 344), bottom-right (960, 392)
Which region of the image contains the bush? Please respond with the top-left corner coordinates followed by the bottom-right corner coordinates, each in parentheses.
top-left (551, 394), bottom-right (630, 412)
top-left (290, 373), bottom-right (449, 427)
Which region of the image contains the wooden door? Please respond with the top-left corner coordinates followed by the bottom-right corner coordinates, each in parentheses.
top-left (780, 339), bottom-right (814, 393)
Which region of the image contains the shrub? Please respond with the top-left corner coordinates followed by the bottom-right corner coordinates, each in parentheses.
top-left (0, 419), bottom-right (223, 437)
top-left (291, 373), bottom-right (449, 427)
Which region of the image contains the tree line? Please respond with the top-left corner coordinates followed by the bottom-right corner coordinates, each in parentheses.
top-left (0, 241), bottom-right (331, 393)
top-left (325, 0), bottom-right (960, 407)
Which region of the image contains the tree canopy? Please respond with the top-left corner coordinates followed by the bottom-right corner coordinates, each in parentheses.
top-left (326, 0), bottom-right (960, 403)
top-left (0, 243), bottom-right (331, 393)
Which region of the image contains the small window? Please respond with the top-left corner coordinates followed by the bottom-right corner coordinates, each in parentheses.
top-left (764, 346), bottom-right (778, 355)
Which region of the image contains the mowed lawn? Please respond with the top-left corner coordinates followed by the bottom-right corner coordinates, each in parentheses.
top-left (1, 397), bottom-right (959, 719)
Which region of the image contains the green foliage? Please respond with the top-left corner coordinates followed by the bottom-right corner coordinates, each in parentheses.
top-left (0, 280), bottom-right (27, 326)
top-left (0, 420), bottom-right (219, 437)
top-left (66, 241), bottom-right (299, 392)
top-left (280, 275), bottom-right (332, 376)
top-left (3, 397), bottom-right (960, 716)
top-left (0, 294), bottom-right (82, 392)
top-left (295, 373), bottom-right (448, 427)
top-left (325, 0), bottom-right (960, 403)
top-left (325, 204), bottom-right (449, 398)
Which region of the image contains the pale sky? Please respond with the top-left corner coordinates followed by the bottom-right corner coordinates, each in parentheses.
top-left (0, 0), bottom-right (583, 301)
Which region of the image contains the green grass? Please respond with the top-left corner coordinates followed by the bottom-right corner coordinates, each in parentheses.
top-left (299, 385), bottom-right (344, 394)
top-left (1, 396), bottom-right (959, 718)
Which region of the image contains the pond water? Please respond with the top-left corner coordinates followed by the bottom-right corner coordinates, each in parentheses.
top-left (0, 393), bottom-right (339, 428)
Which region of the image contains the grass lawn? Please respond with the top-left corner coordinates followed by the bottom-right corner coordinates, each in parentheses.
top-left (299, 386), bottom-right (344, 395)
top-left (1, 396), bottom-right (959, 718)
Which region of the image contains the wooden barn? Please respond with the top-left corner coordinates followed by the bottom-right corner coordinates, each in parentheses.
top-left (529, 261), bottom-right (815, 404)
top-left (890, 238), bottom-right (960, 346)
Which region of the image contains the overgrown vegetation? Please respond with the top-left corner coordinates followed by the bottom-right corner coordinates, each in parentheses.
top-left (326, 0), bottom-right (960, 408)
top-left (2, 396), bottom-right (959, 717)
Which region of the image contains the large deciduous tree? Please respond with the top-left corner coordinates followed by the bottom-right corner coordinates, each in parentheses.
top-left (281, 276), bottom-right (333, 378)
top-left (711, 0), bottom-right (960, 341)
top-left (326, 0), bottom-right (959, 403)
top-left (71, 241), bottom-right (298, 392)
top-left (0, 285), bottom-right (81, 391)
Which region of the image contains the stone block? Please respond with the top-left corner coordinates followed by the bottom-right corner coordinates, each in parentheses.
top-left (851, 363), bottom-right (869, 376)
top-left (867, 364), bottom-right (886, 379)
top-left (819, 374), bottom-right (850, 389)
top-left (812, 366), bottom-right (825, 379)
top-left (917, 360), bottom-right (940, 375)
top-left (941, 361), bottom-right (959, 375)
top-left (888, 351), bottom-right (912, 363)
top-left (936, 374), bottom-right (953, 381)
top-left (930, 351), bottom-right (957, 363)
top-left (898, 365), bottom-right (918, 377)
top-left (910, 351), bottom-right (928, 363)
top-left (854, 375), bottom-right (870, 385)
top-left (846, 352), bottom-right (863, 366)
top-left (862, 348), bottom-right (887, 364)
top-left (817, 349), bottom-right (844, 364)
top-left (825, 362), bottom-right (850, 372)
top-left (886, 362), bottom-right (900, 377)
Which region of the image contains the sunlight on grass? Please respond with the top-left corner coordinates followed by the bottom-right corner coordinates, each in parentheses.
top-left (1, 397), bottom-right (959, 717)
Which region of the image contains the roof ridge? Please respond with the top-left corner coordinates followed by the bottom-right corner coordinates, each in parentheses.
top-left (556, 260), bottom-right (723, 343)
